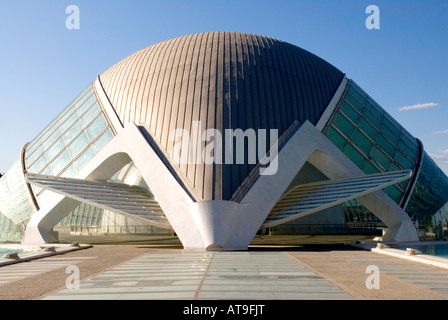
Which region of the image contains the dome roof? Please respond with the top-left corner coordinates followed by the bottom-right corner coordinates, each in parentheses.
top-left (99, 32), bottom-right (344, 201)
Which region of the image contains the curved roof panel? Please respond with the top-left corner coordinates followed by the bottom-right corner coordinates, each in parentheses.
top-left (99, 32), bottom-right (345, 200)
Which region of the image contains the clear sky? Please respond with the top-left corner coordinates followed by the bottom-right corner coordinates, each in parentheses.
top-left (0, 0), bottom-right (447, 175)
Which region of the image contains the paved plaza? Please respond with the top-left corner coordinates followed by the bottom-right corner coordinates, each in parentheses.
top-left (1, 235), bottom-right (448, 300)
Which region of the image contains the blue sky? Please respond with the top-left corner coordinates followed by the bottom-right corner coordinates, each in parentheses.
top-left (0, 0), bottom-right (447, 174)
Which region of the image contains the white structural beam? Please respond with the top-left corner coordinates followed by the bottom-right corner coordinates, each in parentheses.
top-left (263, 170), bottom-right (412, 228)
top-left (26, 173), bottom-right (170, 229)
top-left (22, 120), bottom-right (419, 249)
top-left (224, 121), bottom-right (418, 248)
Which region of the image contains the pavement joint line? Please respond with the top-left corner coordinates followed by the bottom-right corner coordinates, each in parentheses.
top-left (192, 252), bottom-right (215, 300)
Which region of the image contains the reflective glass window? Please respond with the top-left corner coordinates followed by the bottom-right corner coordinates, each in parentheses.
top-left (60, 163), bottom-right (78, 178)
top-left (384, 185), bottom-right (403, 203)
top-left (46, 137), bottom-right (65, 160)
top-left (400, 135), bottom-right (418, 152)
top-left (351, 129), bottom-right (372, 155)
top-left (340, 101), bottom-right (360, 123)
top-left (40, 124), bottom-right (58, 144)
top-left (68, 132), bottom-right (89, 158)
top-left (23, 83), bottom-right (115, 190)
top-left (60, 111), bottom-right (79, 133)
top-left (63, 121), bottom-right (83, 144)
top-left (381, 125), bottom-right (399, 146)
top-left (26, 145), bottom-right (44, 167)
top-left (388, 161), bottom-right (401, 172)
top-left (366, 101), bottom-right (383, 121)
top-left (29, 154), bottom-right (47, 173)
top-left (383, 115), bottom-right (401, 136)
top-left (92, 129), bottom-right (114, 153)
top-left (333, 113), bottom-right (354, 138)
top-left (345, 93), bottom-right (364, 114)
top-left (394, 151), bottom-right (414, 170)
top-left (362, 161), bottom-right (381, 175)
top-left (349, 86), bottom-right (366, 105)
top-left (325, 126), bottom-right (347, 150)
top-left (50, 149), bottom-right (71, 175)
top-left (42, 128), bottom-right (61, 149)
top-left (358, 117), bottom-right (377, 138)
top-left (76, 94), bottom-right (96, 115)
top-left (370, 146), bottom-right (391, 171)
top-left (398, 140), bottom-right (417, 159)
top-left (401, 131), bottom-right (417, 147)
top-left (376, 134), bottom-right (395, 158)
top-left (362, 108), bottom-right (382, 129)
top-left (344, 143), bottom-right (365, 168)
top-left (41, 166), bottom-right (53, 176)
top-left (86, 115), bottom-right (107, 140)
top-left (75, 147), bottom-right (96, 171)
top-left (80, 103), bottom-right (99, 125)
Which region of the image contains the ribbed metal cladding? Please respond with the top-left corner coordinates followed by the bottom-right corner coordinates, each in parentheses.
top-left (99, 32), bottom-right (344, 201)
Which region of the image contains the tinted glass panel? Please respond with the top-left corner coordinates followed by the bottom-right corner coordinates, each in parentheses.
top-left (362, 108), bottom-right (382, 128)
top-left (384, 185), bottom-right (403, 203)
top-left (351, 129), bottom-right (372, 155)
top-left (346, 93), bottom-right (364, 114)
top-left (325, 126), bottom-right (347, 151)
top-left (340, 101), bottom-right (360, 123)
top-left (344, 143), bottom-right (365, 168)
top-left (370, 145), bottom-right (391, 171)
top-left (394, 151), bottom-right (414, 170)
top-left (376, 134), bottom-right (395, 158)
top-left (362, 161), bottom-right (381, 174)
top-left (333, 113), bottom-right (354, 138)
top-left (358, 118), bottom-right (377, 138)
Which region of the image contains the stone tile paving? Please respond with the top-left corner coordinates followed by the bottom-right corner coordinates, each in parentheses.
top-left (41, 251), bottom-right (352, 300)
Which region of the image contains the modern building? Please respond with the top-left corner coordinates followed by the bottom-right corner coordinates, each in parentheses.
top-left (1, 32), bottom-right (447, 250)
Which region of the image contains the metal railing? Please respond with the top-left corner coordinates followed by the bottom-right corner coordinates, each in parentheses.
top-left (56, 225), bottom-right (174, 236)
top-left (270, 223), bottom-right (383, 235)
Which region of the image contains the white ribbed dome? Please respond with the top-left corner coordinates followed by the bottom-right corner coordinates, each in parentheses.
top-left (99, 32), bottom-right (344, 201)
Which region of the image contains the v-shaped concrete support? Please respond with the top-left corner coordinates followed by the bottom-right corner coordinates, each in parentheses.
top-left (22, 121), bottom-right (418, 249)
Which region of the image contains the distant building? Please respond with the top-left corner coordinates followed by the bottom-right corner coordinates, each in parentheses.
top-left (1, 32), bottom-right (447, 249)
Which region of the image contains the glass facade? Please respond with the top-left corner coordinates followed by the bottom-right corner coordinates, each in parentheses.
top-left (324, 80), bottom-right (448, 235)
top-left (0, 83), bottom-right (116, 241)
top-left (0, 159), bottom-right (35, 241)
top-left (324, 80), bottom-right (419, 205)
top-left (406, 152), bottom-right (448, 223)
top-left (432, 201), bottom-right (448, 239)
top-left (58, 203), bottom-right (104, 228)
top-left (25, 83), bottom-right (114, 197)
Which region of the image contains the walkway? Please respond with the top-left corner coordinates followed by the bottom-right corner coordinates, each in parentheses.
top-left (1, 236), bottom-right (448, 300)
top-left (42, 251), bottom-right (351, 300)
